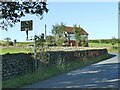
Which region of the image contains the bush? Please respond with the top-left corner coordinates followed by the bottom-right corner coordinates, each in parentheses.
top-left (56, 38), bottom-right (65, 46)
top-left (88, 40), bottom-right (99, 43)
top-left (46, 36), bottom-right (55, 46)
top-left (0, 41), bottom-right (13, 46)
top-left (112, 46), bottom-right (118, 49)
top-left (8, 41), bottom-right (13, 46)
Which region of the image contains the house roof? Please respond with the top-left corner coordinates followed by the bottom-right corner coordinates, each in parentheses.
top-left (65, 26), bottom-right (89, 35)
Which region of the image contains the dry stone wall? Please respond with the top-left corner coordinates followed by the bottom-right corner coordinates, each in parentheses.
top-left (2, 49), bottom-right (108, 81)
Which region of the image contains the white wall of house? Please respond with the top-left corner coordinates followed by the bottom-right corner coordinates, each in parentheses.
top-left (68, 34), bottom-right (88, 41)
top-left (69, 34), bottom-right (76, 40)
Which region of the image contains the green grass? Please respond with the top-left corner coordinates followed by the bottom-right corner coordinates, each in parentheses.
top-left (89, 43), bottom-right (118, 47)
top-left (0, 47), bottom-right (33, 54)
top-left (2, 53), bottom-right (110, 88)
top-left (0, 41), bottom-right (33, 54)
top-left (89, 43), bottom-right (118, 53)
top-left (16, 42), bottom-right (33, 47)
top-left (0, 42), bottom-right (118, 54)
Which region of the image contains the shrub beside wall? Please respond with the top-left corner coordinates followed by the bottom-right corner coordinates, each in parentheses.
top-left (2, 49), bottom-right (108, 81)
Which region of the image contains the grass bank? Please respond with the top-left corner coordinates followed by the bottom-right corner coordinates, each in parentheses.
top-left (2, 53), bottom-right (111, 88)
top-left (16, 42), bottom-right (33, 47)
top-left (89, 43), bottom-right (118, 53)
top-left (0, 47), bottom-right (33, 54)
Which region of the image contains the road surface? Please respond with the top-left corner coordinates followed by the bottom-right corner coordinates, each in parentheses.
top-left (24, 53), bottom-right (120, 88)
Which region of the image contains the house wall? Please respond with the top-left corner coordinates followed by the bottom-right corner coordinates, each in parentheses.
top-left (69, 34), bottom-right (75, 40)
top-left (68, 34), bottom-right (88, 41)
top-left (64, 33), bottom-right (88, 46)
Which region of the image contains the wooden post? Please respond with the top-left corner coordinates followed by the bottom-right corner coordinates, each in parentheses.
top-left (34, 35), bottom-right (37, 71)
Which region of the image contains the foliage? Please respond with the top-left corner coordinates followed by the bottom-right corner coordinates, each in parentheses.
top-left (8, 41), bottom-right (13, 46)
top-left (4, 37), bottom-right (11, 42)
top-left (88, 40), bottom-right (99, 43)
top-left (81, 40), bottom-right (86, 47)
top-left (0, 1), bottom-right (48, 30)
top-left (3, 37), bottom-right (13, 46)
top-left (46, 35), bottom-right (56, 46)
top-left (52, 22), bottom-right (66, 36)
top-left (111, 37), bottom-right (117, 46)
top-left (51, 22), bottom-right (66, 46)
top-left (73, 24), bottom-right (81, 46)
top-left (56, 38), bottom-right (65, 46)
top-left (81, 36), bottom-right (88, 47)
top-left (88, 39), bottom-right (118, 44)
top-left (36, 33), bottom-right (48, 64)
top-left (36, 33), bottom-right (45, 46)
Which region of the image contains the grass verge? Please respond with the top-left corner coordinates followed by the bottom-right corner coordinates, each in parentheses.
top-left (2, 53), bottom-right (111, 88)
top-left (89, 43), bottom-right (118, 53)
top-left (0, 47), bottom-right (33, 54)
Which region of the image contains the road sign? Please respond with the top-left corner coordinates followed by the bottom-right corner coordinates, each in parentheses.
top-left (21, 20), bottom-right (33, 31)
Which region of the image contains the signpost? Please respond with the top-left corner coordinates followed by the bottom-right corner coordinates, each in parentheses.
top-left (21, 20), bottom-right (33, 40)
top-left (21, 20), bottom-right (33, 31)
top-left (21, 20), bottom-right (38, 71)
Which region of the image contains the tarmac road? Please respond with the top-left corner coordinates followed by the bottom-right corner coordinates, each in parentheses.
top-left (24, 53), bottom-right (120, 88)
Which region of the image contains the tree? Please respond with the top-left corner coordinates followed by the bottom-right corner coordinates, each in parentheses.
top-left (73, 24), bottom-right (81, 46)
top-left (52, 23), bottom-right (66, 37)
top-left (46, 35), bottom-right (55, 46)
top-left (51, 23), bottom-right (66, 46)
top-left (81, 35), bottom-right (88, 47)
top-left (111, 37), bottom-right (117, 49)
top-left (36, 33), bottom-right (45, 47)
top-left (4, 37), bottom-right (11, 42)
top-left (4, 37), bottom-right (13, 46)
top-left (0, 1), bottom-right (48, 30)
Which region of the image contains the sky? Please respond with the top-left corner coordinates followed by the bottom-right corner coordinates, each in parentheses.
top-left (0, 1), bottom-right (118, 42)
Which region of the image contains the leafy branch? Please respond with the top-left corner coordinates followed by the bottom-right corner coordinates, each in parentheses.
top-left (0, 1), bottom-right (48, 30)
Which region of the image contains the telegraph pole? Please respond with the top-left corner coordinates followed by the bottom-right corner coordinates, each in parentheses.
top-left (45, 24), bottom-right (47, 39)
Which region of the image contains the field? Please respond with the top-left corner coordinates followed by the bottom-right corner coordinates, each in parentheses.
top-left (0, 46), bottom-right (33, 54)
top-left (89, 43), bottom-right (118, 53)
top-left (0, 41), bottom-right (33, 54)
top-left (16, 42), bottom-right (33, 47)
top-left (0, 42), bottom-right (118, 54)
